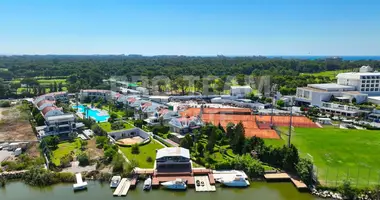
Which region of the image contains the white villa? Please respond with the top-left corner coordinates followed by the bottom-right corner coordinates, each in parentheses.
top-left (36, 113), bottom-right (83, 138)
top-left (168, 116), bottom-right (203, 134)
top-left (230, 86), bottom-right (253, 98)
top-left (79, 89), bottom-right (111, 102)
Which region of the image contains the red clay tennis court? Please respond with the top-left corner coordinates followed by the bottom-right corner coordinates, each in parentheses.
top-left (180, 108), bottom-right (317, 139)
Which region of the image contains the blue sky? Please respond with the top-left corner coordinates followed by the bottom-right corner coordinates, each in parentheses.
top-left (0, 0), bottom-right (379, 55)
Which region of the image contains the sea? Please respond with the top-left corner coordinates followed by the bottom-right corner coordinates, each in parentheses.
top-left (265, 56), bottom-right (380, 61)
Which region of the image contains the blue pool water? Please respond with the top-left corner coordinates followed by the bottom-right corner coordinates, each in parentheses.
top-left (72, 104), bottom-right (110, 122)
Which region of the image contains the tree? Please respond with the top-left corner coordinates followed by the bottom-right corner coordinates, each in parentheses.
top-left (58, 82), bottom-right (63, 91)
top-left (196, 143), bottom-right (205, 157)
top-left (41, 135), bottom-right (60, 149)
top-left (351, 97), bottom-right (357, 104)
top-left (112, 154), bottom-right (125, 173)
top-left (226, 122), bottom-right (235, 141)
top-left (134, 119), bottom-right (144, 128)
top-left (53, 81), bottom-right (57, 92)
top-left (60, 154), bottom-right (72, 167)
top-left (282, 144), bottom-right (299, 172)
top-left (180, 134), bottom-right (193, 149)
top-left (276, 99), bottom-right (285, 107)
top-left (68, 132), bottom-right (77, 142)
top-left (206, 128), bottom-right (217, 152)
top-left (231, 122), bottom-right (245, 154)
top-left (104, 148), bottom-right (117, 162)
top-left (295, 158), bottom-right (314, 186)
top-left (236, 74), bottom-right (245, 86)
top-left (339, 180), bottom-right (356, 200)
top-left (35, 113), bottom-right (45, 126)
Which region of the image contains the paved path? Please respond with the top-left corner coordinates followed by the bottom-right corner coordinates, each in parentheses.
top-left (61, 161), bottom-right (96, 173)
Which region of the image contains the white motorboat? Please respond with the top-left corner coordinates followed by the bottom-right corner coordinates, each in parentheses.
top-left (143, 177), bottom-right (152, 191)
top-left (220, 174), bottom-right (250, 187)
top-left (160, 178), bottom-right (187, 190)
top-left (110, 176), bottom-right (121, 188)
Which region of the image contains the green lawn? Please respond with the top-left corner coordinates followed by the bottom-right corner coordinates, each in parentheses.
top-left (289, 127), bottom-right (380, 187)
top-left (16, 87), bottom-right (68, 94)
top-left (119, 140), bottom-right (164, 168)
top-left (51, 139), bottom-right (81, 166)
top-left (99, 122), bottom-right (134, 133)
top-left (302, 69), bottom-right (356, 79)
top-left (264, 138), bottom-right (286, 148)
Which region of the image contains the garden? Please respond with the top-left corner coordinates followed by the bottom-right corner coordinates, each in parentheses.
top-left (119, 140), bottom-right (164, 168)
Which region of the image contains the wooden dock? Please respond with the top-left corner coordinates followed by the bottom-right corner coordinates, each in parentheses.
top-left (264, 173), bottom-right (309, 192)
top-left (113, 178), bottom-right (131, 196)
top-left (264, 173), bottom-right (290, 180)
top-left (194, 176), bottom-right (216, 192)
top-left (290, 178), bottom-right (308, 191)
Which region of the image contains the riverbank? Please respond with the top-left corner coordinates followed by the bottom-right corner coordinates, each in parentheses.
top-left (1, 181), bottom-right (322, 200)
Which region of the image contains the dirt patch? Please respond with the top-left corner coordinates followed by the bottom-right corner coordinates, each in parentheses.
top-left (117, 136), bottom-right (144, 145)
top-left (25, 142), bottom-right (41, 158)
top-left (86, 139), bottom-right (104, 160)
top-left (0, 106), bottom-right (37, 142)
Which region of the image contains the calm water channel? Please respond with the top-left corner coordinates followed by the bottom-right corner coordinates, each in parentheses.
top-left (1, 181), bottom-right (324, 200)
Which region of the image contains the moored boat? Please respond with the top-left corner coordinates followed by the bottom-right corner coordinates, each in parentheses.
top-left (143, 177), bottom-right (152, 191)
top-left (220, 174), bottom-right (250, 187)
top-left (160, 178), bottom-right (187, 190)
top-left (110, 176), bottom-right (121, 188)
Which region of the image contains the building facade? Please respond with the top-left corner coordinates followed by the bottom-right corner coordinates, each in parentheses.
top-left (155, 147), bottom-right (192, 173)
top-left (36, 114), bottom-right (81, 138)
top-left (230, 86), bottom-right (253, 98)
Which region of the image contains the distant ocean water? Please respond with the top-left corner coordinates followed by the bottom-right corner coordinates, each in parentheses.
top-left (265, 56), bottom-right (380, 61)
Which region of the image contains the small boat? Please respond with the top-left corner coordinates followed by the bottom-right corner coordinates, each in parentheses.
top-left (220, 175), bottom-right (250, 187)
top-left (110, 176), bottom-right (121, 188)
top-left (160, 178), bottom-right (187, 190)
top-left (73, 173), bottom-right (88, 191)
top-left (143, 177), bottom-right (152, 191)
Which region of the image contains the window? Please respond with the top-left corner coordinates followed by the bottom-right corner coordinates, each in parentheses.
top-left (372, 80), bottom-right (375, 83)
top-left (362, 76), bottom-right (366, 79)
top-left (361, 88), bottom-right (365, 91)
top-left (361, 84), bottom-right (365, 87)
top-left (372, 76), bottom-right (375, 79)
top-left (375, 88), bottom-right (379, 91)
top-left (376, 84), bottom-right (379, 87)
top-left (367, 76), bottom-right (371, 79)
top-left (371, 84), bottom-right (374, 87)
top-left (366, 84), bottom-right (370, 87)
top-left (376, 80), bottom-right (379, 83)
top-left (362, 80), bottom-right (366, 83)
top-left (366, 88), bottom-right (369, 91)
top-left (370, 88), bottom-right (374, 91)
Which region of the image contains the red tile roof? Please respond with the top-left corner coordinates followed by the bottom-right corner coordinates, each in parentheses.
top-left (37, 100), bottom-right (55, 108)
top-left (41, 106), bottom-right (61, 116)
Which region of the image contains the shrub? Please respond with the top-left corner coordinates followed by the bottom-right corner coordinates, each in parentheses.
top-left (77, 152), bottom-right (90, 166)
top-left (146, 156), bottom-right (153, 163)
top-left (111, 121), bottom-right (124, 130)
top-left (131, 144), bottom-right (140, 154)
top-left (0, 101), bottom-right (10, 108)
top-left (60, 154), bottom-right (73, 167)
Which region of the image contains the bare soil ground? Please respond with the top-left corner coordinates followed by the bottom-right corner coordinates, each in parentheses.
top-left (86, 139), bottom-right (104, 160)
top-left (0, 106), bottom-right (37, 142)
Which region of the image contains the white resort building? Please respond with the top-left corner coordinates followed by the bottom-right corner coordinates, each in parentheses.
top-left (34, 92), bottom-right (82, 138)
top-left (294, 66), bottom-right (380, 107)
top-left (79, 89), bottom-right (112, 102)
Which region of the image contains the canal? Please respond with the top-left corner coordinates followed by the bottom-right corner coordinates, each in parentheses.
top-left (1, 181), bottom-right (324, 200)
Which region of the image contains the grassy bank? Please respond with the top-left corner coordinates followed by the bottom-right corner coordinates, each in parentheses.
top-left (119, 140), bottom-right (164, 168)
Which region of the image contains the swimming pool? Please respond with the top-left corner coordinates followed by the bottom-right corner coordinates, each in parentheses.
top-left (72, 104), bottom-right (110, 122)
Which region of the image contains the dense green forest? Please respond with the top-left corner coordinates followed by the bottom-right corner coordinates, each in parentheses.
top-left (0, 55), bottom-right (379, 98)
